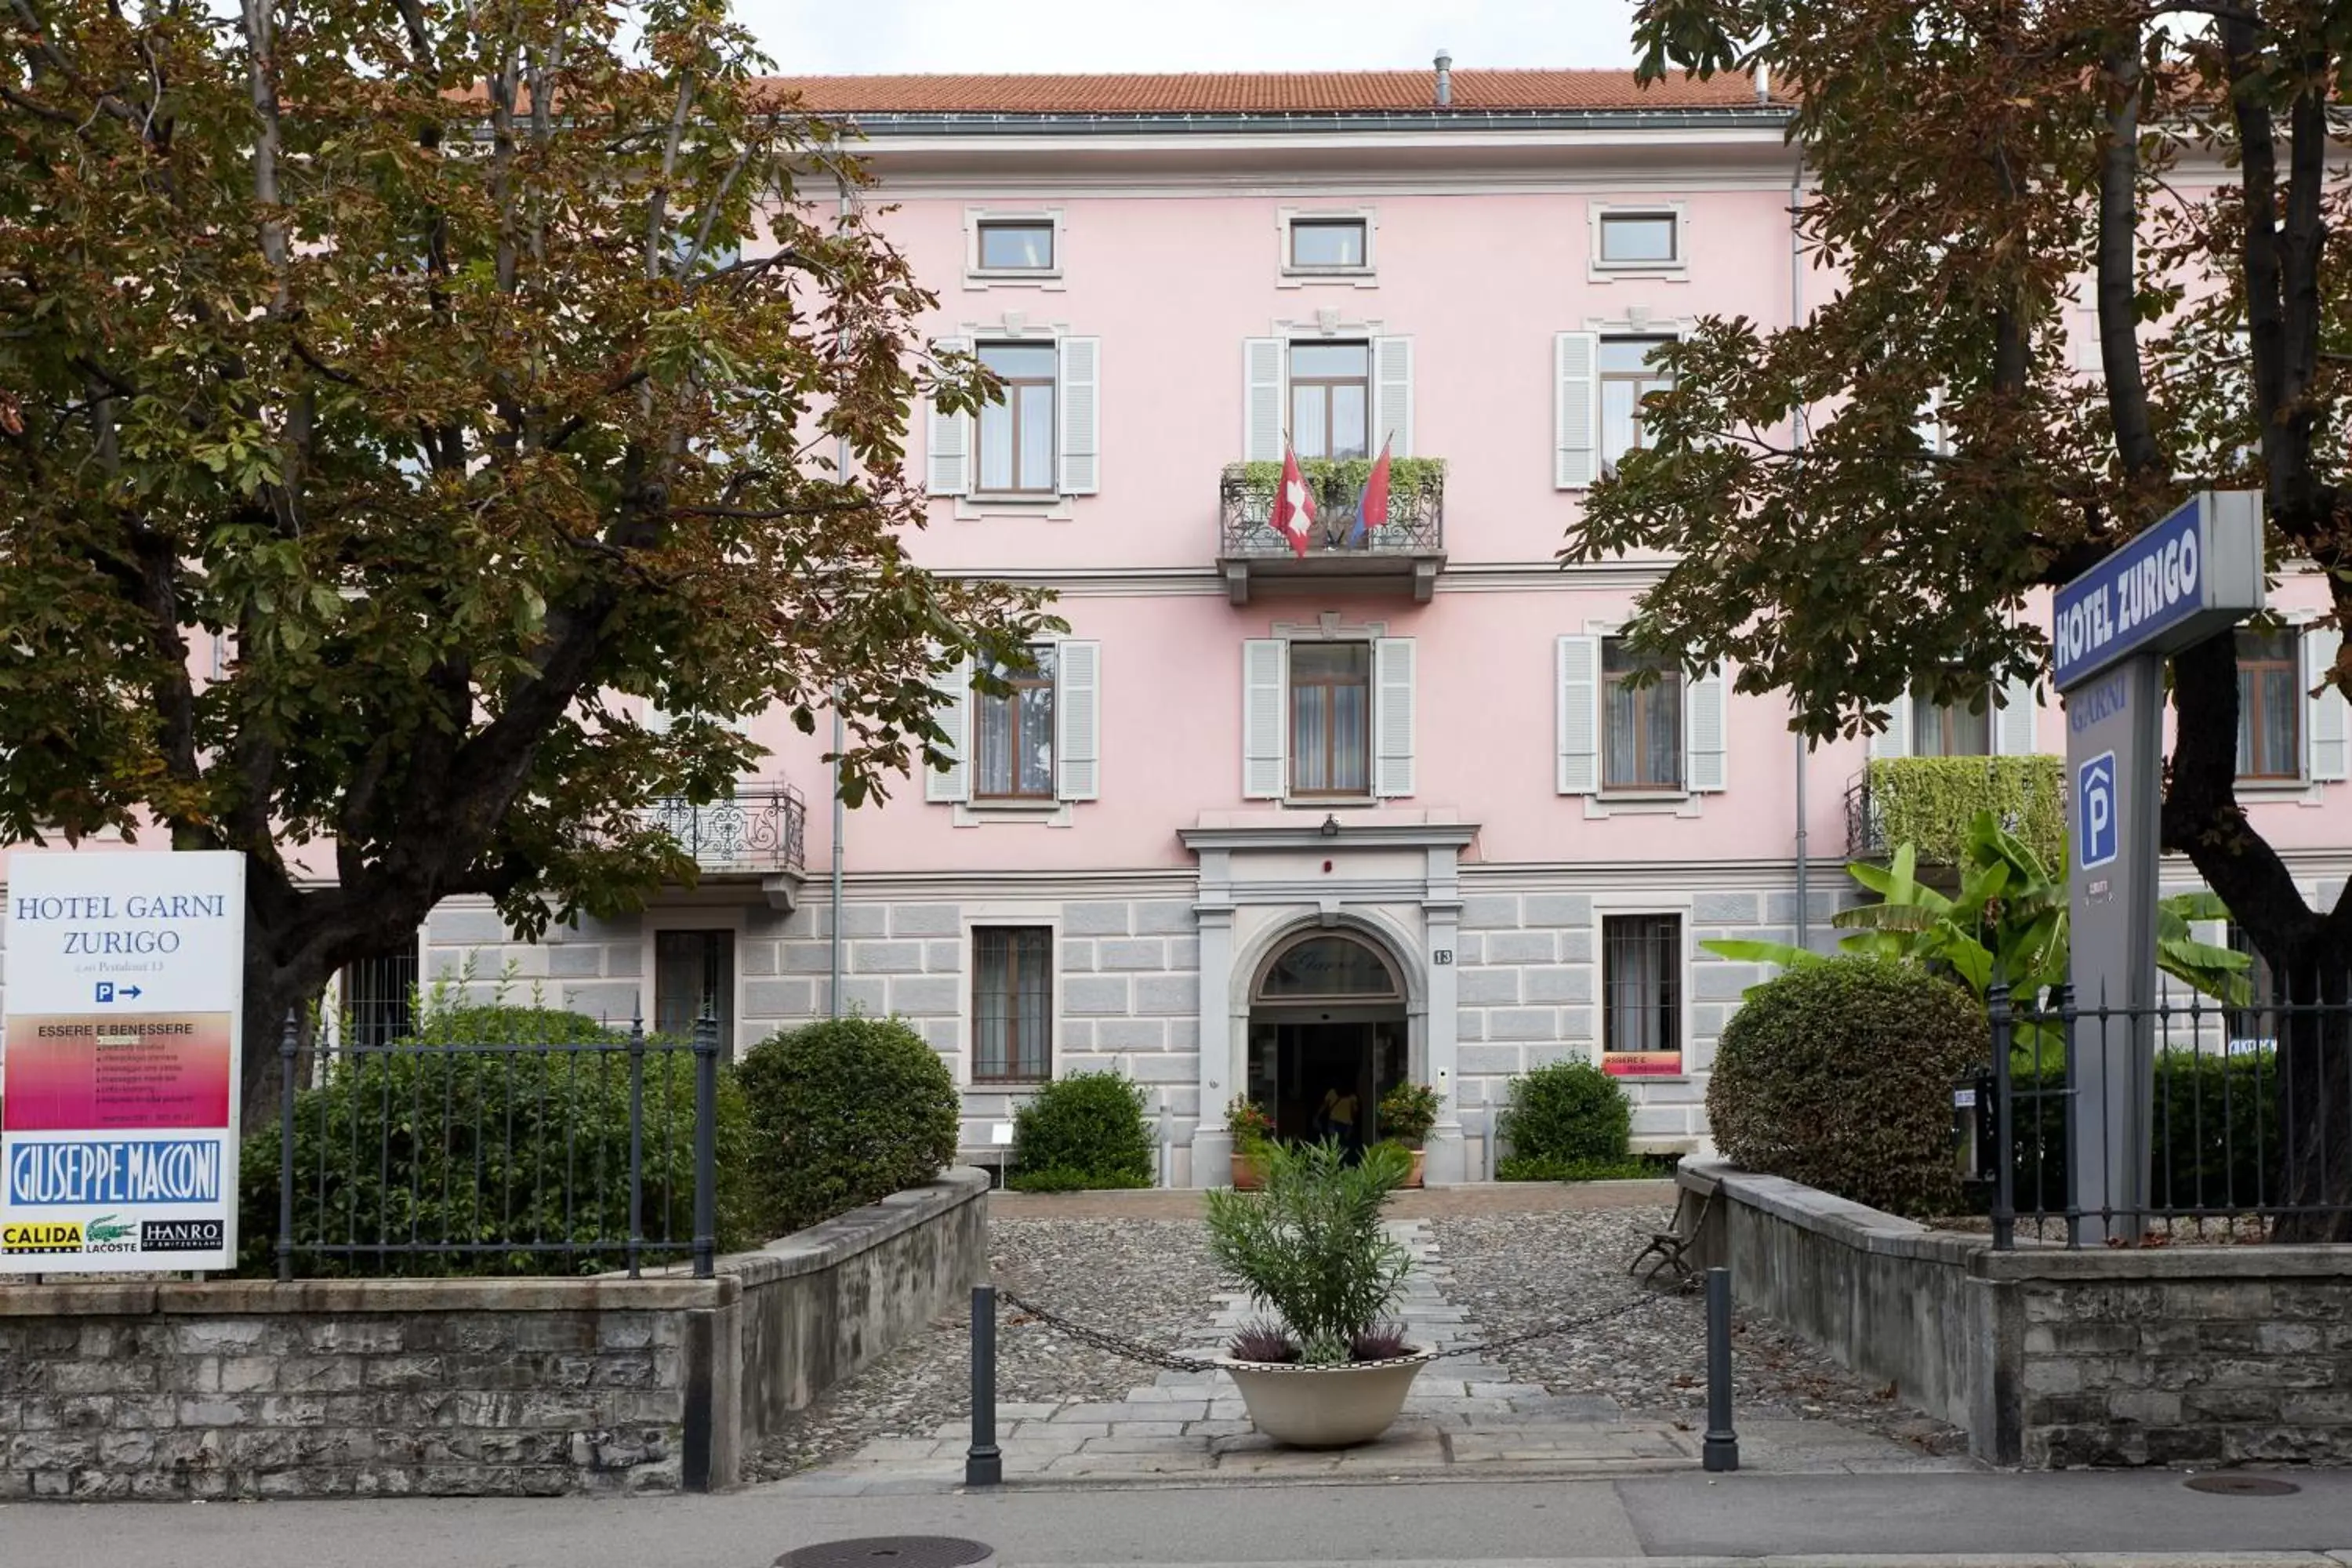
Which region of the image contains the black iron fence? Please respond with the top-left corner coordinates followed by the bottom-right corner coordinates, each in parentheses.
top-left (1217, 466), bottom-right (1444, 557)
top-left (1987, 983), bottom-right (2352, 1247)
top-left (271, 1011), bottom-right (719, 1280)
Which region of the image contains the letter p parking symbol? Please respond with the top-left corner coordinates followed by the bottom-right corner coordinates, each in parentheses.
top-left (2078, 751), bottom-right (2119, 871)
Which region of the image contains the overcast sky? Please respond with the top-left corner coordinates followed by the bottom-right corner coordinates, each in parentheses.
top-left (731, 0), bottom-right (1642, 75)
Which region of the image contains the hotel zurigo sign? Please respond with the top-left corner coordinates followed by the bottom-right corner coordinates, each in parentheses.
top-left (2, 851), bottom-right (246, 1274)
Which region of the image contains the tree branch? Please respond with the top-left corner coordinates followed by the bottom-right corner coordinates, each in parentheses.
top-left (2099, 27), bottom-right (2163, 481)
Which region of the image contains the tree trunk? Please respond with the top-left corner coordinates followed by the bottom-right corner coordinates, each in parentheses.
top-left (2270, 960), bottom-right (2352, 1243)
top-left (238, 935), bottom-right (330, 1142)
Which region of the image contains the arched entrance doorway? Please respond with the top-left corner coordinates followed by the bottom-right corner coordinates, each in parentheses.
top-left (1243, 931), bottom-right (1410, 1146)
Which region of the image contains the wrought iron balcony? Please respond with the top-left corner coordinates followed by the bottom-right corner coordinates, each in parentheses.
top-left (1845, 756), bottom-right (2066, 867)
top-left (644, 779), bottom-right (807, 889)
top-left (1216, 460), bottom-right (1446, 604)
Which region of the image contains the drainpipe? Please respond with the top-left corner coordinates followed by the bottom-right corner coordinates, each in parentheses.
top-left (829, 699), bottom-right (845, 1016)
top-left (1433, 50), bottom-right (1452, 108)
top-left (1790, 165), bottom-right (1812, 951)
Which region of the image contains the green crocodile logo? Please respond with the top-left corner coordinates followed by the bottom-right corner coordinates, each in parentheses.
top-left (84, 1214), bottom-right (133, 1243)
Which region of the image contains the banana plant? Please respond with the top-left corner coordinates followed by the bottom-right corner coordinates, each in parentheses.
top-left (1704, 811), bottom-right (2251, 1008)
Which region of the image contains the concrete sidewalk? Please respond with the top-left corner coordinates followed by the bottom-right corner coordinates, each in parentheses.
top-left (8, 1470), bottom-right (2349, 1568)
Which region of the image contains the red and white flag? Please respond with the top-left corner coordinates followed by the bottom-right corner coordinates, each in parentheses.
top-left (1272, 440), bottom-right (1316, 558)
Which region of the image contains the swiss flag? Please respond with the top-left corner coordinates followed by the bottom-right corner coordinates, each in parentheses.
top-left (1272, 441), bottom-right (1316, 558)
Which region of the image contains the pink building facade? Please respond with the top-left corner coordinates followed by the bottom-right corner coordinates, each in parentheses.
top-left (12, 68), bottom-right (2349, 1184)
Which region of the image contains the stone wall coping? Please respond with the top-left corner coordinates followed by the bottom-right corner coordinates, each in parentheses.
top-left (720, 1165), bottom-right (989, 1288)
top-left (1682, 1157), bottom-right (2352, 1282)
top-left (0, 1273), bottom-right (738, 1317)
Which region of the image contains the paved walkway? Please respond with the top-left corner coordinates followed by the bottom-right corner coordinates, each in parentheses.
top-left (985, 1179), bottom-right (1677, 1221)
top-left (790, 1216), bottom-right (1959, 1493)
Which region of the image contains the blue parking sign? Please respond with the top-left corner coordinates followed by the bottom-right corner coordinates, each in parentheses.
top-left (2078, 750), bottom-right (2119, 870)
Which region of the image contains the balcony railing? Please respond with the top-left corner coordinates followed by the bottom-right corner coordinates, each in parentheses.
top-left (1845, 755), bottom-right (2066, 866)
top-left (1216, 460), bottom-right (1446, 604)
top-left (644, 779), bottom-right (807, 876)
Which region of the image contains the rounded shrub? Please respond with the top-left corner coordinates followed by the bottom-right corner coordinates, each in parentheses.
top-left (736, 1014), bottom-right (960, 1235)
top-left (239, 1004), bottom-right (757, 1276)
top-left (1497, 1058), bottom-right (1633, 1178)
top-left (1706, 956), bottom-right (1987, 1216)
top-left (1008, 1072), bottom-right (1154, 1191)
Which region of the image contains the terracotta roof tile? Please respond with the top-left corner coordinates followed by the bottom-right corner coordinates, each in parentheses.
top-left (757, 70), bottom-right (1776, 117)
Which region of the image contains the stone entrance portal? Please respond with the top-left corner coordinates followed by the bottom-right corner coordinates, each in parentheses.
top-left (1244, 931), bottom-right (1409, 1144)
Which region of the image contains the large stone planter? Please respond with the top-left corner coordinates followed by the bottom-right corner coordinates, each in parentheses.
top-left (1218, 1352), bottom-right (1432, 1448)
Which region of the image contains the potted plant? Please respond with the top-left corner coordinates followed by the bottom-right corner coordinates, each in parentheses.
top-left (1226, 1096), bottom-right (1276, 1189)
top-left (1204, 1139), bottom-right (1429, 1447)
top-left (1376, 1082), bottom-right (1443, 1188)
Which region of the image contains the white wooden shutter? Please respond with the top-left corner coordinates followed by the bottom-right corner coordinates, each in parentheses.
top-left (1242, 638), bottom-right (1288, 799)
top-left (2307, 626), bottom-right (2347, 782)
top-left (1244, 338), bottom-right (1285, 464)
top-left (1555, 332), bottom-right (1599, 488)
top-left (1995, 675), bottom-right (2039, 756)
top-left (1054, 639), bottom-right (1101, 800)
top-left (1374, 336), bottom-right (1414, 458)
top-left (924, 652), bottom-right (972, 804)
top-left (1686, 664), bottom-right (1726, 793)
top-left (927, 336), bottom-right (971, 497)
top-left (1058, 336), bottom-right (1100, 495)
top-left (1374, 637), bottom-right (1416, 797)
top-left (1556, 635), bottom-right (1599, 794)
top-left (1871, 693), bottom-right (1914, 759)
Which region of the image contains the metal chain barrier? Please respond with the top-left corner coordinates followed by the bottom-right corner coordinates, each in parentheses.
top-left (993, 1279), bottom-right (1691, 1374)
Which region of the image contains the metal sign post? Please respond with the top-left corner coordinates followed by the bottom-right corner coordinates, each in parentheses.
top-left (2050, 492), bottom-right (2263, 1242)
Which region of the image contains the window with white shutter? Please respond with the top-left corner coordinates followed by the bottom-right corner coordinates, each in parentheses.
top-left (1994, 675), bottom-right (2040, 755)
top-left (1871, 692), bottom-right (1915, 760)
top-left (1374, 337), bottom-right (1413, 458)
top-left (1055, 639), bottom-right (1101, 800)
top-left (927, 336), bottom-right (971, 497)
top-left (1685, 665), bottom-right (1726, 793)
top-left (1374, 637), bottom-right (1415, 797)
top-left (1244, 339), bottom-right (1285, 464)
top-left (925, 652), bottom-right (973, 804)
top-left (1242, 639), bottom-right (1288, 799)
top-left (1556, 635), bottom-right (1599, 793)
top-left (2307, 625), bottom-right (2347, 782)
top-left (1555, 332), bottom-right (1599, 488)
top-left (1057, 336), bottom-right (1099, 495)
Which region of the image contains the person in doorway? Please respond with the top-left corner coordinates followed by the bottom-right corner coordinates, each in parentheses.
top-left (1321, 1086), bottom-right (1361, 1160)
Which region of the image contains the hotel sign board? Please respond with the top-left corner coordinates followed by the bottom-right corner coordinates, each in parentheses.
top-left (2, 852), bottom-right (246, 1273)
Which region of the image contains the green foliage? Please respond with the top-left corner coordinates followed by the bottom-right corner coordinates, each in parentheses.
top-left (1496, 1156), bottom-right (1661, 1183)
top-left (1497, 1059), bottom-right (1634, 1169)
top-left (1205, 1140), bottom-right (1416, 1365)
top-left (1226, 1096), bottom-right (1277, 1150)
top-left (1226, 457), bottom-right (1447, 493)
top-left (1377, 1082), bottom-right (1443, 1147)
top-left (1703, 815), bottom-right (2251, 1013)
top-left (2006, 1049), bottom-right (2284, 1217)
top-left (1002, 1167), bottom-right (1154, 1194)
top-left (736, 1015), bottom-right (960, 1235)
top-left (1011, 1073), bottom-right (1154, 1188)
top-left (239, 1006), bottom-right (757, 1277)
top-left (1864, 756), bottom-right (2065, 869)
top-left (1707, 957), bottom-right (1987, 1216)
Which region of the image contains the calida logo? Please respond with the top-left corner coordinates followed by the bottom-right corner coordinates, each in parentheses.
top-left (2, 1221), bottom-right (84, 1254)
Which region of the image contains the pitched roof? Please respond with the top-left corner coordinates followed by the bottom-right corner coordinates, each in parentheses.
top-left (757, 69), bottom-right (1776, 117)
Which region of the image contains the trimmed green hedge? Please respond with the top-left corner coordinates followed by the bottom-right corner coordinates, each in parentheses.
top-left (1010, 1073), bottom-right (1154, 1189)
top-left (1708, 956), bottom-right (1987, 1216)
top-left (1496, 1059), bottom-right (1632, 1177)
top-left (737, 1014), bottom-right (960, 1235)
top-left (2007, 1050), bottom-right (2282, 1214)
top-left (1864, 755), bottom-right (2065, 867)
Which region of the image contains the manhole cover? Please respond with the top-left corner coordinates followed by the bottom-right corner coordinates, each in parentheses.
top-left (778, 1539), bottom-right (995, 1568)
top-left (2184, 1475), bottom-right (2301, 1497)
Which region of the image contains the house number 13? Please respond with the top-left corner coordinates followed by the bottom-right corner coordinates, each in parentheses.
top-left (1432, 949), bottom-right (1454, 965)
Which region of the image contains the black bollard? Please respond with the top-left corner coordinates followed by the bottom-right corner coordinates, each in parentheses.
top-left (966, 1283), bottom-right (1003, 1486)
top-left (1702, 1265), bottom-right (1739, 1472)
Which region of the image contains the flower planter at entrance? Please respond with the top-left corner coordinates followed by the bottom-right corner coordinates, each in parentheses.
top-left (1230, 1151), bottom-right (1265, 1190)
top-left (1218, 1352), bottom-right (1432, 1448)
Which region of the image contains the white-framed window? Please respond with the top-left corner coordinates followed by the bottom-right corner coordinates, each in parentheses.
top-left (927, 331), bottom-right (1099, 503)
top-left (1242, 332), bottom-right (1412, 463)
top-left (1589, 203), bottom-right (1689, 279)
top-left (1278, 208), bottom-right (1377, 286)
top-left (964, 207), bottom-right (1065, 289)
top-left (654, 929), bottom-right (735, 1048)
top-left (334, 942), bottom-right (419, 1050)
top-left (1871, 677), bottom-right (2039, 760)
top-left (927, 640), bottom-right (1101, 809)
top-left (1554, 327), bottom-right (1685, 488)
top-left (1602, 913), bottom-right (1684, 1077)
top-left (1557, 633), bottom-right (1724, 798)
top-left (971, 926), bottom-right (1054, 1083)
top-left (2234, 623), bottom-right (2349, 786)
top-left (1242, 633), bottom-right (1414, 802)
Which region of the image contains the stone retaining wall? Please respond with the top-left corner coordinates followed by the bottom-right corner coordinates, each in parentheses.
top-left (1681, 1159), bottom-right (2352, 1468)
top-left (0, 1168), bottom-right (986, 1499)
